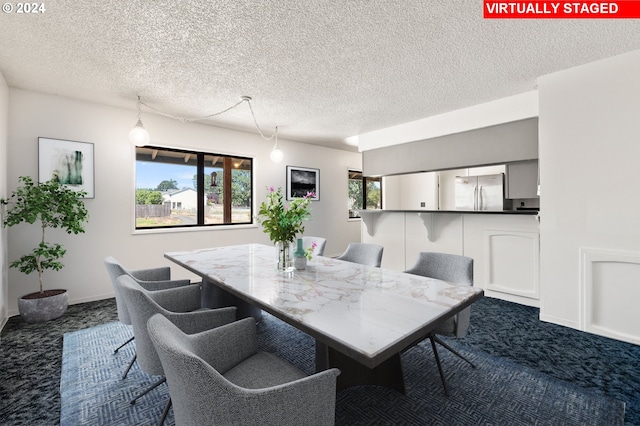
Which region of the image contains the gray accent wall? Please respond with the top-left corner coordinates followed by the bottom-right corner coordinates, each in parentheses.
top-left (363, 118), bottom-right (538, 177)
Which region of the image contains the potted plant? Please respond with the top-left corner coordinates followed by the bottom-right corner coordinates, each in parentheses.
top-left (1, 176), bottom-right (89, 323)
top-left (256, 186), bottom-right (314, 271)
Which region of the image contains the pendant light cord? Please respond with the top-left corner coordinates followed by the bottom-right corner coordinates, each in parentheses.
top-left (137, 96), bottom-right (276, 141)
top-left (245, 99), bottom-right (275, 142)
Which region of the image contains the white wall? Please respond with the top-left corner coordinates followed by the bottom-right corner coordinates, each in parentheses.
top-left (538, 50), bottom-right (640, 344)
top-left (5, 89), bottom-right (361, 318)
top-left (0, 72), bottom-right (8, 327)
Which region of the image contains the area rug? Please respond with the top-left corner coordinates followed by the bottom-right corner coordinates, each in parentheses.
top-left (61, 314), bottom-right (625, 425)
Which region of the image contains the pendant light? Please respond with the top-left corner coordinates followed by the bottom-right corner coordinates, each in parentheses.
top-left (128, 96), bottom-right (150, 146)
top-left (270, 126), bottom-right (284, 163)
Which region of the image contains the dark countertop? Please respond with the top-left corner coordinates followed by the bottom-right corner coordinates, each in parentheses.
top-left (357, 209), bottom-right (539, 215)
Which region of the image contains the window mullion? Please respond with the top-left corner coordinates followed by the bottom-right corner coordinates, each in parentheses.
top-left (197, 154), bottom-right (205, 224)
top-left (363, 177), bottom-right (368, 210)
top-left (223, 157), bottom-right (232, 223)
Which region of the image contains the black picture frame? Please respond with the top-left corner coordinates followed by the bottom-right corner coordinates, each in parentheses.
top-left (38, 137), bottom-right (95, 198)
top-left (286, 166), bottom-right (320, 200)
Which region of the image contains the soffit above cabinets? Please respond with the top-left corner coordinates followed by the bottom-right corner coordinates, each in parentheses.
top-left (362, 118), bottom-right (538, 177)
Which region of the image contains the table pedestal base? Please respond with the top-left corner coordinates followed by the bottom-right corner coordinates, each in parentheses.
top-left (201, 279), bottom-right (262, 321)
top-left (315, 340), bottom-right (405, 394)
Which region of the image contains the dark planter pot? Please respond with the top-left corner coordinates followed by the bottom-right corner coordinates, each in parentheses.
top-left (18, 289), bottom-right (68, 323)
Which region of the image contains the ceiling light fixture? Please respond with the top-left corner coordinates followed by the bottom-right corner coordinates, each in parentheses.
top-left (128, 96), bottom-right (150, 146)
top-left (270, 126), bottom-right (284, 163)
top-left (129, 95), bottom-right (282, 162)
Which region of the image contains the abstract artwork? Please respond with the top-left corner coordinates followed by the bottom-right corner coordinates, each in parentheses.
top-left (38, 137), bottom-right (95, 198)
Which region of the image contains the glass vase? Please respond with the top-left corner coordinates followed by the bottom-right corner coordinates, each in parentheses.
top-left (275, 240), bottom-right (295, 272)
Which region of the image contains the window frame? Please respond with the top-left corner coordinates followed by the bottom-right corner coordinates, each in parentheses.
top-left (348, 169), bottom-right (382, 219)
top-left (134, 145), bottom-right (254, 231)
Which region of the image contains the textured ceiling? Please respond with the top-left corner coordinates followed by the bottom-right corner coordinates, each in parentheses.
top-left (1, 1), bottom-right (639, 152)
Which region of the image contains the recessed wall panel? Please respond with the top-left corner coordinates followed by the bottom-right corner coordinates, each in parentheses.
top-left (581, 248), bottom-right (640, 345)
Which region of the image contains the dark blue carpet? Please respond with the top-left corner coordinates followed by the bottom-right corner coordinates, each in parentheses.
top-left (60, 312), bottom-right (625, 425)
top-left (2, 297), bottom-right (637, 425)
top-left (459, 297), bottom-right (640, 425)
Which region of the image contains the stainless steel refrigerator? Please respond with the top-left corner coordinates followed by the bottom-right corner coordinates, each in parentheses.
top-left (455, 173), bottom-right (505, 211)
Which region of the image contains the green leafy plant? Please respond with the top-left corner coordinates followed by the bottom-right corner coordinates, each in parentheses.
top-left (256, 186), bottom-right (313, 243)
top-left (1, 176), bottom-right (89, 296)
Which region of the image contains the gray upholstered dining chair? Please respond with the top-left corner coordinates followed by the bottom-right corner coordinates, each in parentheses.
top-left (302, 236), bottom-right (327, 256)
top-left (148, 313), bottom-right (341, 426)
top-left (404, 251), bottom-right (475, 396)
top-left (103, 256), bottom-right (192, 379)
top-left (336, 242), bottom-right (384, 267)
top-left (117, 274), bottom-right (237, 425)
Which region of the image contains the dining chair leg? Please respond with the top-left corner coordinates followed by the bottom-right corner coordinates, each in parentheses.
top-left (431, 334), bottom-right (476, 369)
top-left (122, 353), bottom-right (137, 380)
top-left (429, 334), bottom-right (449, 397)
top-left (130, 377), bottom-right (167, 405)
top-left (158, 398), bottom-right (172, 426)
top-left (114, 336), bottom-right (134, 354)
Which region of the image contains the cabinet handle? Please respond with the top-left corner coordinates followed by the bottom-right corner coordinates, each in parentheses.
top-left (473, 185), bottom-right (478, 210)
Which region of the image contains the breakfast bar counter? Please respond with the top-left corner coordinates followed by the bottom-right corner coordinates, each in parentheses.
top-left (358, 209), bottom-right (538, 215)
top-left (359, 209), bottom-right (540, 308)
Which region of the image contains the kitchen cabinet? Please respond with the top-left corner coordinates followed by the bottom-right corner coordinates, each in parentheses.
top-left (383, 166), bottom-right (506, 211)
top-left (463, 214), bottom-right (540, 304)
top-left (506, 160), bottom-right (539, 199)
top-left (383, 172), bottom-right (438, 210)
top-left (360, 209), bottom-right (540, 307)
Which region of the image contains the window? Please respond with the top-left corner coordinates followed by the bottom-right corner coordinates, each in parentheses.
top-left (348, 170), bottom-right (382, 218)
top-left (135, 146), bottom-right (253, 229)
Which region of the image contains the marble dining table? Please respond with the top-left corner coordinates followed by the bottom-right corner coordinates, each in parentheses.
top-left (165, 243), bottom-right (484, 393)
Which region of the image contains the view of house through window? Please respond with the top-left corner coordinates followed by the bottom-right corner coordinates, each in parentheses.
top-left (135, 147), bottom-right (253, 229)
top-left (348, 170), bottom-right (382, 218)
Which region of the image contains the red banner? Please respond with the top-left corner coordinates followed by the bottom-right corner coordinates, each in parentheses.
top-left (484, 1), bottom-right (640, 18)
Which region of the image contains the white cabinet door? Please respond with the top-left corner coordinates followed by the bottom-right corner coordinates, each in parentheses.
top-left (463, 214), bottom-right (540, 306)
top-left (506, 160), bottom-right (539, 199)
top-left (439, 169), bottom-right (467, 210)
top-left (484, 229), bottom-right (540, 299)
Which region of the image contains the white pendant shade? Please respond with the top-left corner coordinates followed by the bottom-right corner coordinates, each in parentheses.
top-left (129, 119), bottom-right (150, 146)
top-left (270, 146), bottom-right (284, 163)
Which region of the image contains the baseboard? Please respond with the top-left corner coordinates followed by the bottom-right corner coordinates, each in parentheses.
top-left (0, 316), bottom-right (8, 336)
top-left (539, 312), bottom-right (581, 330)
top-left (483, 291), bottom-right (540, 308)
top-left (68, 292), bottom-right (115, 306)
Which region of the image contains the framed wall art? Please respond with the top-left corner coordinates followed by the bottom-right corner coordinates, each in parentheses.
top-left (38, 137), bottom-right (95, 198)
top-left (286, 165), bottom-right (319, 201)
